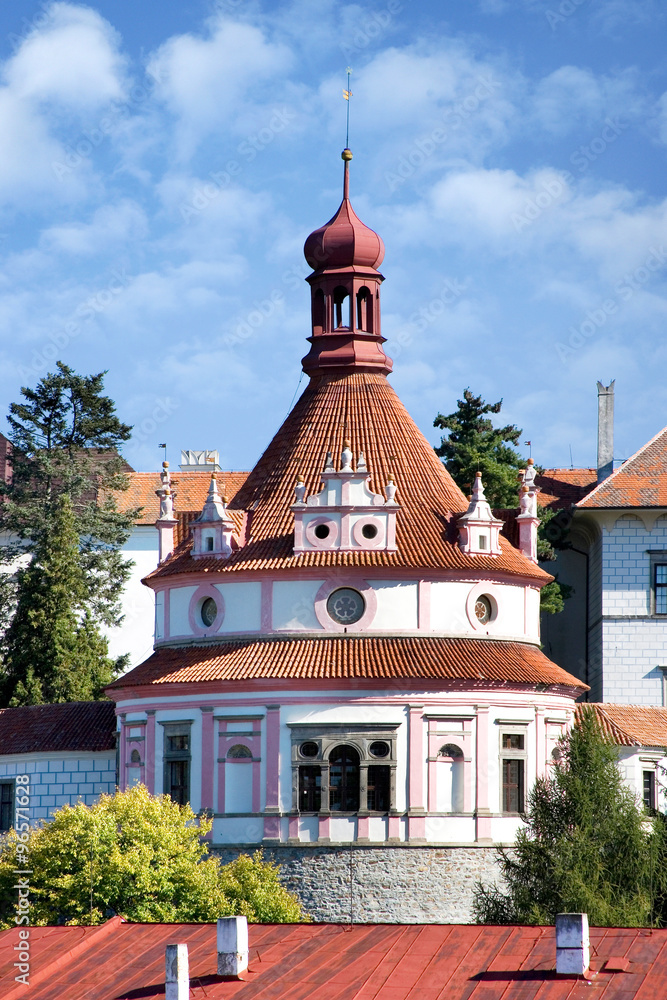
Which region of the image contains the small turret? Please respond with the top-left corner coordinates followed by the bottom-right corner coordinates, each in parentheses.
top-left (457, 472), bottom-right (503, 555)
top-left (191, 473), bottom-right (236, 559)
top-left (516, 461), bottom-right (540, 563)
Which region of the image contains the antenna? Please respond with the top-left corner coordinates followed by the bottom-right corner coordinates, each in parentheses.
top-left (569, 444), bottom-right (574, 469)
top-left (524, 440), bottom-right (532, 460)
top-left (343, 67), bottom-right (352, 149)
top-left (159, 443), bottom-right (167, 463)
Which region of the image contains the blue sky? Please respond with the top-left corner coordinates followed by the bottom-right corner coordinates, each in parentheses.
top-left (1, 0), bottom-right (666, 476)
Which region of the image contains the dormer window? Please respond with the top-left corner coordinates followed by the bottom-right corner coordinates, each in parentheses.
top-left (206, 536), bottom-right (214, 551)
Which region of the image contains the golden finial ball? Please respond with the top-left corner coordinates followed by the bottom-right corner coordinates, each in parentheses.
top-left (341, 148), bottom-right (353, 161)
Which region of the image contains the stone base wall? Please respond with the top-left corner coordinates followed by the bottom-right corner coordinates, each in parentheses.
top-left (214, 844), bottom-right (503, 923)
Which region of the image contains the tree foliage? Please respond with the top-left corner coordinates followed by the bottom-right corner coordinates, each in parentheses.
top-left (474, 711), bottom-right (667, 927)
top-left (0, 786), bottom-right (307, 927)
top-left (1, 496), bottom-right (117, 705)
top-left (0, 363), bottom-right (137, 705)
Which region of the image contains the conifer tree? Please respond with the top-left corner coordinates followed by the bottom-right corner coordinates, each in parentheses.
top-left (0, 363), bottom-right (136, 705)
top-left (474, 710), bottom-right (667, 927)
top-left (2, 495), bottom-right (117, 705)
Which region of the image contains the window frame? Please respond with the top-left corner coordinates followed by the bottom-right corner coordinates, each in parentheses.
top-left (0, 780), bottom-right (14, 832)
top-left (161, 721), bottom-right (193, 806)
top-left (648, 552), bottom-right (667, 616)
top-left (289, 723), bottom-right (399, 816)
top-left (499, 725), bottom-right (528, 815)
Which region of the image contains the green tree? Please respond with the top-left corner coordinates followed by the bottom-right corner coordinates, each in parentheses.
top-left (0, 363), bottom-right (137, 704)
top-left (0, 786), bottom-right (307, 927)
top-left (434, 389), bottom-right (526, 508)
top-left (2, 495), bottom-right (117, 704)
top-left (474, 711), bottom-right (667, 927)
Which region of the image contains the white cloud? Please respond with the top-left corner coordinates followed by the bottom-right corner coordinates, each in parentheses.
top-left (3, 2), bottom-right (128, 109)
top-left (531, 65), bottom-right (644, 136)
top-left (41, 200), bottom-right (148, 255)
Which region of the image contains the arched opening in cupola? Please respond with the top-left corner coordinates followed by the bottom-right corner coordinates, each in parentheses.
top-left (333, 286), bottom-right (351, 329)
top-left (356, 286), bottom-right (373, 332)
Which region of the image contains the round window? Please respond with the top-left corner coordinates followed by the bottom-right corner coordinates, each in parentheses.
top-left (314, 523), bottom-right (330, 539)
top-left (362, 523), bottom-right (378, 539)
top-left (300, 741), bottom-right (319, 758)
top-left (369, 740), bottom-right (389, 758)
top-left (327, 588), bottom-right (365, 625)
top-left (474, 595), bottom-right (492, 624)
top-left (201, 596), bottom-right (218, 627)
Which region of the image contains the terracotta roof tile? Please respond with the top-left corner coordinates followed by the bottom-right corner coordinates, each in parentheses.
top-left (146, 373), bottom-right (551, 583)
top-left (577, 703), bottom-right (667, 748)
top-left (578, 425), bottom-right (667, 509)
top-left (535, 468), bottom-right (597, 509)
top-left (0, 701), bottom-right (116, 754)
top-left (110, 470), bottom-right (249, 524)
top-left (108, 635), bottom-right (586, 690)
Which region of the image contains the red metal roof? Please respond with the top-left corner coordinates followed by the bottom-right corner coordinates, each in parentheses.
top-left (578, 424), bottom-right (667, 509)
top-left (3, 917), bottom-right (667, 999)
top-left (107, 635), bottom-right (587, 691)
top-left (145, 373), bottom-right (551, 584)
top-left (0, 700), bottom-right (115, 754)
top-left (576, 703), bottom-right (667, 749)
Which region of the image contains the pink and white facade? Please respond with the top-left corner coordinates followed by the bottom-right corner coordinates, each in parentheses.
top-left (108, 149), bottom-right (586, 859)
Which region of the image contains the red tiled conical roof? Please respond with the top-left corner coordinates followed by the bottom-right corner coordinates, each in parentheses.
top-left (147, 371), bottom-right (551, 581)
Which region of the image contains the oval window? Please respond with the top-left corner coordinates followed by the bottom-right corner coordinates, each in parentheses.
top-left (369, 740), bottom-right (390, 758)
top-left (314, 523), bottom-right (330, 539)
top-left (327, 588), bottom-right (365, 625)
top-left (474, 595), bottom-right (492, 624)
top-left (362, 523), bottom-right (378, 539)
top-left (300, 741), bottom-right (319, 758)
top-left (201, 596), bottom-right (218, 627)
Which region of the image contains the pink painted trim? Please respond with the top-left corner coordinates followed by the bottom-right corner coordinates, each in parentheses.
top-left (351, 515), bottom-right (386, 549)
top-left (313, 575), bottom-right (378, 632)
top-left (535, 707), bottom-right (546, 777)
top-left (408, 815), bottom-right (426, 840)
top-left (145, 712), bottom-right (156, 794)
top-left (428, 757), bottom-right (437, 812)
top-left (260, 580), bottom-right (272, 631)
top-left (119, 718), bottom-right (127, 791)
top-left (200, 709), bottom-right (214, 811)
top-left (318, 815), bottom-right (330, 841)
top-left (263, 815), bottom-right (281, 840)
top-left (252, 760), bottom-right (261, 812)
top-left (340, 511), bottom-right (351, 548)
top-left (388, 814), bottom-right (401, 840)
top-left (216, 721), bottom-right (225, 813)
top-left (265, 706), bottom-right (280, 810)
top-left (187, 584), bottom-right (226, 637)
top-left (164, 587), bottom-right (171, 640)
top-left (357, 815), bottom-right (370, 840)
top-left (288, 814), bottom-right (299, 840)
top-left (408, 705), bottom-right (425, 810)
top-left (465, 583), bottom-right (500, 632)
top-left (418, 580), bottom-right (431, 631)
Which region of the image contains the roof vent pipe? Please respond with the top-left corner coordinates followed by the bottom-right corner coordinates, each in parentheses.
top-left (555, 913), bottom-right (590, 976)
top-left (217, 915), bottom-right (249, 977)
top-left (597, 380), bottom-right (615, 483)
top-left (165, 943), bottom-right (189, 1000)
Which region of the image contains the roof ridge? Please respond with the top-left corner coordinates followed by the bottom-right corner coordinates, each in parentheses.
top-left (577, 423), bottom-right (667, 508)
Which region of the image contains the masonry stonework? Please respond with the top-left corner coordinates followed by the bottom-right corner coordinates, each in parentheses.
top-left (215, 845), bottom-right (503, 923)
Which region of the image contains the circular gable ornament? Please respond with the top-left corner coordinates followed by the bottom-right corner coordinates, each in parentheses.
top-left (474, 596), bottom-right (492, 624)
top-left (201, 597), bottom-right (218, 627)
top-left (326, 588), bottom-right (365, 625)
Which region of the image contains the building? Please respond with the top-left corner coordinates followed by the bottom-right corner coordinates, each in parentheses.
top-left (106, 149), bottom-right (586, 922)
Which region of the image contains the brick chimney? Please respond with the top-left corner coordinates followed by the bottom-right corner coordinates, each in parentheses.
top-left (556, 912), bottom-right (590, 976)
top-left (597, 380), bottom-right (614, 483)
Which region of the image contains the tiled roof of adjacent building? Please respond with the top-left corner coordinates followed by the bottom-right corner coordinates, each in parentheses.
top-left (110, 470), bottom-right (250, 524)
top-left (577, 424), bottom-right (667, 509)
top-left (535, 468), bottom-right (597, 509)
top-left (577, 703), bottom-right (667, 748)
top-left (0, 701), bottom-right (116, 755)
top-left (3, 917), bottom-right (667, 1000)
top-left (108, 635), bottom-right (586, 691)
top-left (145, 372), bottom-right (551, 583)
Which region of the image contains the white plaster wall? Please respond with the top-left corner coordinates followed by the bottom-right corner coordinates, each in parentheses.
top-left (369, 581), bottom-right (418, 630)
top-left (214, 817), bottom-right (264, 843)
top-left (329, 816), bottom-right (356, 842)
top-left (106, 526), bottom-right (159, 667)
top-left (619, 748), bottom-right (667, 812)
top-left (155, 590), bottom-right (165, 641)
top-left (214, 582), bottom-right (261, 632)
top-left (430, 581), bottom-right (473, 632)
top-left (430, 580), bottom-right (529, 638)
top-left (602, 515), bottom-right (667, 615)
top-left (601, 622), bottom-right (667, 705)
top-left (272, 580), bottom-right (324, 631)
top-left (225, 763), bottom-right (254, 812)
top-left (169, 585), bottom-right (197, 637)
top-left (425, 816), bottom-right (475, 843)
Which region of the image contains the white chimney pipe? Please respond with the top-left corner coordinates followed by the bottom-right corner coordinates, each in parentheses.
top-left (165, 943), bottom-right (189, 1000)
top-left (217, 915), bottom-right (249, 976)
top-left (556, 913), bottom-right (590, 975)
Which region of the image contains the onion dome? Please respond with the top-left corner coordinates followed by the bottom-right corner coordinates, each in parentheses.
top-left (304, 149), bottom-right (385, 272)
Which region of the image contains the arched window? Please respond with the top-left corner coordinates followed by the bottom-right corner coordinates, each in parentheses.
top-left (329, 744), bottom-right (360, 811)
top-left (299, 766), bottom-right (321, 812)
top-left (227, 744), bottom-right (252, 759)
top-left (130, 749), bottom-right (141, 764)
top-left (356, 286), bottom-right (372, 332)
top-left (439, 744), bottom-right (463, 759)
top-left (333, 286), bottom-right (350, 329)
top-left (312, 288), bottom-right (325, 334)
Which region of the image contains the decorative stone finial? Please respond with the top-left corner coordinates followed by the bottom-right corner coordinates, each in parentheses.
top-left (357, 451), bottom-right (368, 473)
top-left (385, 477), bottom-right (397, 505)
top-left (294, 477), bottom-right (306, 505)
top-left (324, 452), bottom-right (335, 473)
top-left (341, 440), bottom-right (353, 471)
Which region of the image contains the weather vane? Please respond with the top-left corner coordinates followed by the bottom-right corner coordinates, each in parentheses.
top-left (159, 443), bottom-right (167, 463)
top-left (343, 67), bottom-right (352, 148)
